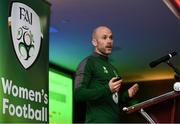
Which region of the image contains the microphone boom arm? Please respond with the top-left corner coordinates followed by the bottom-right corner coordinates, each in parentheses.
top-left (165, 61), bottom-right (180, 81)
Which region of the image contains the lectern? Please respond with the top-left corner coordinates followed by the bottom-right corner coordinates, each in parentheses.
top-left (123, 91), bottom-right (180, 123)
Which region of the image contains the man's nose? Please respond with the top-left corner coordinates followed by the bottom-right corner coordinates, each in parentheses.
top-left (107, 38), bottom-right (113, 43)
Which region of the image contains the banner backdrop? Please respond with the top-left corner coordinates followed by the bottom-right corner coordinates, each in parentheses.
top-left (0, 0), bottom-right (50, 123)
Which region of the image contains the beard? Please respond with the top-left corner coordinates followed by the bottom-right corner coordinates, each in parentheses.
top-left (97, 46), bottom-right (112, 56)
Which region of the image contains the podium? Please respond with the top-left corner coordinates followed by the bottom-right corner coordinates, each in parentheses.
top-left (123, 91), bottom-right (180, 123)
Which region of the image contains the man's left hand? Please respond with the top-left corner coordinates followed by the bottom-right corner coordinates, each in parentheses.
top-left (128, 83), bottom-right (139, 98)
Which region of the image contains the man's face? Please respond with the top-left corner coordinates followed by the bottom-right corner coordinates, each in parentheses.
top-left (93, 27), bottom-right (113, 56)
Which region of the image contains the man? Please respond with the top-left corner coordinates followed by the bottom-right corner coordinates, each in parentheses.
top-left (74, 26), bottom-right (139, 123)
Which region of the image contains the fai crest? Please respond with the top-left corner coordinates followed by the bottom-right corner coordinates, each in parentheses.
top-left (9, 2), bottom-right (43, 69)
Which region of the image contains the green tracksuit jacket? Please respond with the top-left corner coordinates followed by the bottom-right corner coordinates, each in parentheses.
top-left (74, 52), bottom-right (129, 123)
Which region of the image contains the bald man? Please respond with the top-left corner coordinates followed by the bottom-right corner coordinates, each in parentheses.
top-left (74, 26), bottom-right (139, 123)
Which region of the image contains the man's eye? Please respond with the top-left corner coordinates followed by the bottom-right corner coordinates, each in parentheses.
top-left (103, 36), bottom-right (107, 39)
top-left (109, 35), bottom-right (113, 40)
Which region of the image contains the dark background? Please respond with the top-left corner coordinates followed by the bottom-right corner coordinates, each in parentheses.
top-left (48, 0), bottom-right (180, 82)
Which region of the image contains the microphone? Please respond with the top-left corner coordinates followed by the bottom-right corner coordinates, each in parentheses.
top-left (149, 51), bottom-right (177, 68)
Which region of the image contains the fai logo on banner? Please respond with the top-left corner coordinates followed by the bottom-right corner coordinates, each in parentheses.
top-left (9, 2), bottom-right (43, 69)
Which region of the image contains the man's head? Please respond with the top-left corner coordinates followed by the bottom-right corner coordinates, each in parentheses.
top-left (92, 26), bottom-right (113, 56)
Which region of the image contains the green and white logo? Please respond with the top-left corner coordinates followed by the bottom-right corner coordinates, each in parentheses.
top-left (9, 2), bottom-right (43, 69)
top-left (103, 66), bottom-right (108, 73)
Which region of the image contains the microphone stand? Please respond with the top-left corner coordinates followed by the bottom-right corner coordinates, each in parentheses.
top-left (165, 61), bottom-right (180, 92)
top-left (165, 61), bottom-right (180, 81)
top-left (164, 61), bottom-right (180, 123)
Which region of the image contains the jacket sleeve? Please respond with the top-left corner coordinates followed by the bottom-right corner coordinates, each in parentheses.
top-left (74, 58), bottom-right (111, 102)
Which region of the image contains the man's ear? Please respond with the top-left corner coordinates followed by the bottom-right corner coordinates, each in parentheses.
top-left (92, 39), bottom-right (97, 47)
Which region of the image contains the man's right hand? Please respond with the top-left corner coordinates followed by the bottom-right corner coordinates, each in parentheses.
top-left (109, 77), bottom-right (122, 93)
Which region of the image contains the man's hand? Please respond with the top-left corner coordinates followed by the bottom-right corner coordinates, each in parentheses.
top-left (128, 83), bottom-right (139, 98)
top-left (109, 77), bottom-right (122, 93)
